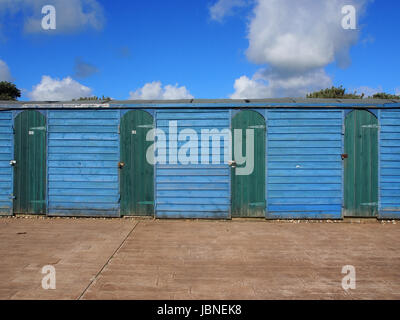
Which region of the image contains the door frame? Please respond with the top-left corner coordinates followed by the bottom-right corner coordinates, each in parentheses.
top-left (119, 109), bottom-right (155, 216)
top-left (12, 109), bottom-right (47, 215)
top-left (231, 109), bottom-right (266, 218)
top-left (343, 109), bottom-right (379, 217)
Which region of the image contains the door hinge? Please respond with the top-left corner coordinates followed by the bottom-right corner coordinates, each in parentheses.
top-left (30, 126), bottom-right (46, 131)
top-left (361, 124), bottom-right (379, 129)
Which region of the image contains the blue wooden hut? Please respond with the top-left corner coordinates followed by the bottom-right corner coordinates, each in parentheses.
top-left (0, 98), bottom-right (399, 219)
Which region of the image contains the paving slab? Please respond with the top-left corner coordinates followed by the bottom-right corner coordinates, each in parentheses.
top-left (82, 220), bottom-right (400, 300)
top-left (0, 217), bottom-right (137, 299)
top-left (0, 218), bottom-right (399, 299)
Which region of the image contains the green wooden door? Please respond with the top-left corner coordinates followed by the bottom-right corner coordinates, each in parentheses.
top-left (231, 110), bottom-right (266, 217)
top-left (120, 110), bottom-right (154, 216)
top-left (13, 110), bottom-right (47, 214)
top-left (344, 110), bottom-right (378, 217)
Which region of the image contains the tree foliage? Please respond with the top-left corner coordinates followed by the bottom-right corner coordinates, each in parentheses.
top-left (306, 86), bottom-right (364, 99)
top-left (307, 86), bottom-right (400, 100)
top-left (0, 81), bottom-right (21, 101)
top-left (73, 95), bottom-right (112, 102)
top-left (370, 92), bottom-right (400, 100)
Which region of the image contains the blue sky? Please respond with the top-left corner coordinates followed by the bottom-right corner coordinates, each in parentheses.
top-left (0, 0), bottom-right (399, 101)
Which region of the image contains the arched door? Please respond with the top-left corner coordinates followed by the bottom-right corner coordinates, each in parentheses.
top-left (120, 110), bottom-right (154, 216)
top-left (13, 110), bottom-right (47, 214)
top-left (344, 110), bottom-right (378, 217)
top-left (231, 110), bottom-right (266, 217)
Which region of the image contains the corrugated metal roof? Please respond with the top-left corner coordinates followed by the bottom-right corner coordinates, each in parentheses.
top-left (0, 98), bottom-right (400, 110)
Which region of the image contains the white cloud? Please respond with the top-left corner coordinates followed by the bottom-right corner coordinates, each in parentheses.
top-left (28, 75), bottom-right (92, 101)
top-left (395, 88), bottom-right (400, 96)
top-left (0, 0), bottom-right (105, 34)
top-left (209, 0), bottom-right (248, 22)
top-left (231, 0), bottom-right (370, 98)
top-left (0, 59), bottom-right (12, 81)
top-left (129, 81), bottom-right (194, 100)
top-left (231, 68), bottom-right (332, 99)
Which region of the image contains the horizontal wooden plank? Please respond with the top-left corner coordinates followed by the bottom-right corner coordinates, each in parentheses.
top-left (49, 202), bottom-right (119, 210)
top-left (49, 110), bottom-right (119, 119)
top-left (157, 119), bottom-right (229, 127)
top-left (268, 133), bottom-right (341, 141)
top-left (157, 168), bottom-right (228, 176)
top-left (268, 126), bottom-right (341, 134)
top-left (157, 197), bottom-right (229, 205)
top-left (156, 113), bottom-right (229, 120)
top-left (48, 209), bottom-right (119, 217)
top-left (48, 153), bottom-right (119, 161)
top-left (269, 190), bottom-right (342, 198)
top-left (49, 167), bottom-right (117, 175)
top-left (48, 140), bottom-right (117, 147)
top-left (268, 176), bottom-right (341, 183)
top-left (156, 204), bottom-right (230, 212)
top-left (157, 190), bottom-right (229, 198)
top-left (268, 169), bottom-right (341, 177)
top-left (157, 183), bottom-right (228, 190)
top-left (268, 148), bottom-right (342, 155)
top-left (50, 195), bottom-right (119, 203)
top-left (49, 119), bottom-right (119, 126)
top-left (268, 119), bottom-right (341, 126)
top-left (267, 112), bottom-right (342, 119)
top-left (156, 176), bottom-right (229, 183)
top-left (49, 146), bottom-right (118, 154)
top-left (49, 160), bottom-right (116, 168)
top-left (49, 181), bottom-right (118, 189)
top-left (269, 141), bottom-right (341, 148)
top-left (268, 155), bottom-right (340, 162)
top-left (156, 211), bottom-right (228, 219)
top-left (268, 197), bottom-right (341, 205)
top-left (381, 168), bottom-right (400, 176)
top-left (268, 161), bottom-right (341, 169)
top-left (49, 175), bottom-right (118, 182)
top-left (268, 183), bottom-right (341, 191)
top-left (267, 204), bottom-right (342, 212)
top-left (49, 125), bottom-right (118, 133)
top-left (49, 133), bottom-right (119, 140)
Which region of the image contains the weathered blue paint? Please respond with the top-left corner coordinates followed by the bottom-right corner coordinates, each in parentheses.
top-left (1, 100), bottom-right (400, 219)
top-left (266, 109), bottom-right (343, 219)
top-left (0, 111), bottom-right (13, 215)
top-left (155, 110), bottom-right (230, 219)
top-left (379, 110), bottom-right (400, 219)
top-left (47, 110), bottom-right (120, 217)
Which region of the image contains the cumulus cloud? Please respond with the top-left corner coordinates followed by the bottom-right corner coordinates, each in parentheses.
top-left (0, 0), bottom-right (105, 34)
top-left (231, 69), bottom-right (332, 99)
top-left (29, 75), bottom-right (92, 101)
top-left (209, 0), bottom-right (249, 22)
top-left (0, 59), bottom-right (12, 81)
top-left (230, 0), bottom-right (370, 98)
top-left (74, 57), bottom-right (99, 78)
top-left (129, 81), bottom-right (194, 100)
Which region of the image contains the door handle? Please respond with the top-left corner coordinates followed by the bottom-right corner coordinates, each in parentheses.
top-left (228, 160), bottom-right (237, 168)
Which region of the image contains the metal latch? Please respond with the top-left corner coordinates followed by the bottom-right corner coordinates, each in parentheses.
top-left (341, 154), bottom-right (348, 160)
top-left (228, 160), bottom-right (237, 168)
top-left (118, 162), bottom-right (125, 169)
top-left (9, 160), bottom-right (16, 166)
